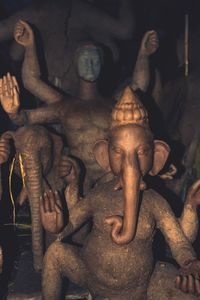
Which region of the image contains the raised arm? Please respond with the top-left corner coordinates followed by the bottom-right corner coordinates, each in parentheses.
top-left (131, 31), bottom-right (159, 92)
top-left (0, 73), bottom-right (61, 126)
top-left (58, 199), bottom-right (92, 241)
top-left (41, 191), bottom-right (92, 240)
top-left (151, 191), bottom-right (196, 266)
top-left (14, 20), bottom-right (62, 104)
top-left (151, 192), bottom-right (200, 295)
top-left (179, 180), bottom-right (200, 243)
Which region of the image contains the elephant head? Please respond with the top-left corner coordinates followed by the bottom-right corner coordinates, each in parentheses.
top-left (1, 125), bottom-right (65, 271)
top-left (93, 87), bottom-right (170, 245)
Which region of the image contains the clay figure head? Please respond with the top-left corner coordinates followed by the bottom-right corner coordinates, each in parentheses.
top-left (76, 43), bottom-right (103, 82)
top-left (94, 87), bottom-right (170, 245)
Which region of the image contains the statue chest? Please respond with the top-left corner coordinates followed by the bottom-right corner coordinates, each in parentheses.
top-left (62, 101), bottom-right (110, 131)
top-left (62, 105), bottom-right (110, 149)
top-left (93, 195), bottom-right (155, 241)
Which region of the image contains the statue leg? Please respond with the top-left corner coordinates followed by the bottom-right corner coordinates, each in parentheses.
top-left (42, 241), bottom-right (88, 300)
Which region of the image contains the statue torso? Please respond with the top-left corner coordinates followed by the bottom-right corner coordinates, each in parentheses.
top-left (81, 180), bottom-right (157, 292)
top-left (60, 97), bottom-right (113, 185)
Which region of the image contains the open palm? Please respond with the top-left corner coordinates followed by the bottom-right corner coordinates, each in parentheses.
top-left (40, 190), bottom-right (64, 234)
top-left (0, 73), bottom-right (20, 114)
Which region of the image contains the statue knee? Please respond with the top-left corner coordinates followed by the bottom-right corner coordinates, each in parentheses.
top-left (43, 241), bottom-right (65, 266)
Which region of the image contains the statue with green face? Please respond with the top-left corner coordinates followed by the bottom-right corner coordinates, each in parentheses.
top-left (4, 21), bottom-right (161, 194)
top-left (76, 45), bottom-right (103, 82)
top-left (1, 20), bottom-right (114, 194)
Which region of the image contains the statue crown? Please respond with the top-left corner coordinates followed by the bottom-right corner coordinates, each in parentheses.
top-left (111, 87), bottom-right (149, 129)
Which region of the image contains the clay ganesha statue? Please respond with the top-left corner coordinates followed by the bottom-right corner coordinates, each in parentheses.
top-left (41, 87), bottom-right (200, 300)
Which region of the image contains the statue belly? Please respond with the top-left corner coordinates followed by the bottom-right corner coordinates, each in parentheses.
top-left (81, 233), bottom-right (154, 291)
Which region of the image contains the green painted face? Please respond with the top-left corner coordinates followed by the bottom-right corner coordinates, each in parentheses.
top-left (77, 46), bottom-right (102, 82)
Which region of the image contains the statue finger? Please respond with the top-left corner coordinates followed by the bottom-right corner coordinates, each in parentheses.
top-left (0, 145), bottom-right (10, 157)
top-left (180, 275), bottom-right (188, 293)
top-left (19, 19), bottom-right (32, 34)
top-left (55, 202), bottom-right (62, 214)
top-left (3, 76), bottom-right (9, 97)
top-left (13, 86), bottom-right (20, 108)
top-left (0, 141), bottom-right (9, 153)
top-left (175, 275), bottom-right (182, 289)
top-left (0, 137), bottom-right (9, 147)
top-left (149, 36), bottom-right (158, 44)
top-left (187, 274), bottom-right (195, 294)
top-left (43, 192), bottom-right (50, 213)
top-left (12, 76), bottom-right (20, 93)
top-left (40, 195), bottom-right (45, 214)
top-left (15, 24), bottom-right (23, 36)
top-left (54, 190), bottom-right (62, 210)
top-left (194, 278), bottom-right (200, 295)
top-left (14, 24), bottom-right (22, 35)
top-left (6, 73), bottom-right (12, 95)
top-left (48, 189), bottom-right (55, 212)
top-left (2, 75), bottom-right (7, 91)
top-left (143, 30), bottom-right (155, 41)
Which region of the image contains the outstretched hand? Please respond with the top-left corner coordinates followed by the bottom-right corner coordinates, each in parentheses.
top-left (40, 190), bottom-right (64, 234)
top-left (14, 19), bottom-right (34, 47)
top-left (185, 179), bottom-right (200, 208)
top-left (175, 259), bottom-right (200, 295)
top-left (0, 73), bottom-right (20, 114)
top-left (140, 30), bottom-right (159, 56)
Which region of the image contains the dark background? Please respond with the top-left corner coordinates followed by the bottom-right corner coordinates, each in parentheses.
top-left (0, 0), bottom-right (199, 297)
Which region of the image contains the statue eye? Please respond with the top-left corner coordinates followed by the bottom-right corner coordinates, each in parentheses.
top-left (111, 146), bottom-right (122, 155)
top-left (137, 147), bottom-right (150, 156)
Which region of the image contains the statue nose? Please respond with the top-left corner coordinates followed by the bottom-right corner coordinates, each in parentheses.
top-left (88, 61), bottom-right (94, 73)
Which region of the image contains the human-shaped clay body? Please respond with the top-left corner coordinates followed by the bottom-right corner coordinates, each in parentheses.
top-left (0, 0), bottom-right (135, 94)
top-left (41, 87), bottom-right (200, 300)
top-left (1, 21), bottom-right (160, 193)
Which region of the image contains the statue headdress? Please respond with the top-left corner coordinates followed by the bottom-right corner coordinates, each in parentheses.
top-left (111, 86), bottom-right (149, 129)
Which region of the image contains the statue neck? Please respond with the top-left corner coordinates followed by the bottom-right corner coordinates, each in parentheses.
top-left (77, 79), bottom-right (98, 101)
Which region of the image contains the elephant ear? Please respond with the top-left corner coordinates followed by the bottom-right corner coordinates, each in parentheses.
top-left (93, 140), bottom-right (111, 172)
top-left (149, 140), bottom-right (170, 176)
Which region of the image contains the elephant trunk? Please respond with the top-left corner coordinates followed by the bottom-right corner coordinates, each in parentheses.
top-left (22, 151), bottom-right (43, 271)
top-left (106, 156), bottom-right (141, 245)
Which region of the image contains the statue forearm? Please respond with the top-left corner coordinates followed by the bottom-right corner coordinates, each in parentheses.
top-left (23, 44), bottom-right (40, 80)
top-left (131, 52), bottom-right (150, 93)
top-left (57, 221), bottom-right (74, 241)
top-left (179, 203), bottom-right (199, 243)
top-left (22, 45), bottom-right (62, 104)
top-left (153, 195), bottom-right (197, 267)
top-left (160, 217), bottom-right (197, 267)
top-left (8, 110), bottom-right (27, 126)
top-left (57, 195), bottom-right (92, 241)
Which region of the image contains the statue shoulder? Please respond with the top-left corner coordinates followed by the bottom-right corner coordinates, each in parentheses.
top-left (87, 179), bottom-right (117, 203)
top-left (145, 189), bottom-right (174, 218)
